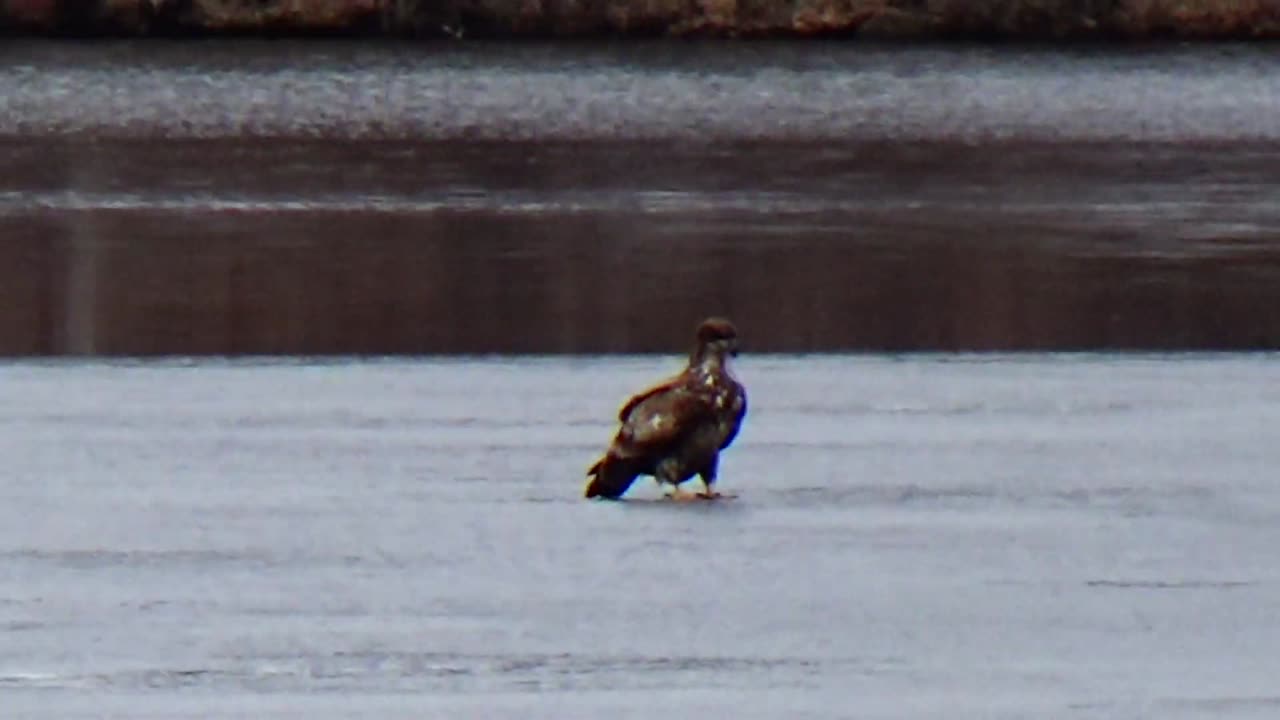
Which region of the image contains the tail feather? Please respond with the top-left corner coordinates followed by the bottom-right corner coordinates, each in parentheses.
top-left (584, 455), bottom-right (640, 500)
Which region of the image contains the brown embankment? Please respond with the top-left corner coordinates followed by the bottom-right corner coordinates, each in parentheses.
top-left (1, 0), bottom-right (1278, 40)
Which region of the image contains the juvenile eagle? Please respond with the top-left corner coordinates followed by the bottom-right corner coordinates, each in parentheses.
top-left (584, 317), bottom-right (748, 501)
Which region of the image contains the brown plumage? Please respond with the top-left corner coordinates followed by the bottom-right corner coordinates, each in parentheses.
top-left (584, 317), bottom-right (748, 500)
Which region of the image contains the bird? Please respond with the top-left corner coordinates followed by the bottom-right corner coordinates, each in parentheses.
top-left (584, 316), bottom-right (748, 501)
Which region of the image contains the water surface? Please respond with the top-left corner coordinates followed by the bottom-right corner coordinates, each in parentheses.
top-left (2, 41), bottom-right (1280, 354)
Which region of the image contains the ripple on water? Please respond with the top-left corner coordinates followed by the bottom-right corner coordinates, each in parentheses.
top-left (0, 653), bottom-right (901, 694)
top-left (2, 42), bottom-right (1280, 142)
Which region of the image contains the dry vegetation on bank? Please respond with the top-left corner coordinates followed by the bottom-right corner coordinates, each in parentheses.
top-left (2, 0), bottom-right (1279, 39)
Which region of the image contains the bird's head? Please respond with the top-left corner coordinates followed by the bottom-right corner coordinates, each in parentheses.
top-left (695, 316), bottom-right (740, 358)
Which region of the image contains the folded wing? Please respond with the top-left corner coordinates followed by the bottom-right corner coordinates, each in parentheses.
top-left (611, 376), bottom-right (714, 460)
top-left (719, 386), bottom-right (748, 450)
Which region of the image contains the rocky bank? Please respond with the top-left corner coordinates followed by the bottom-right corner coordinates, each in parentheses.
top-left (1, 0), bottom-right (1278, 40)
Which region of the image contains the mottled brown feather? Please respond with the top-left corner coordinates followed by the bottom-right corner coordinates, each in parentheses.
top-left (612, 381), bottom-right (715, 458)
top-left (617, 374), bottom-right (683, 423)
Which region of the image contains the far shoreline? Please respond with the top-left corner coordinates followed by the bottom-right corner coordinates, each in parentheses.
top-left (2, 1), bottom-right (1278, 43)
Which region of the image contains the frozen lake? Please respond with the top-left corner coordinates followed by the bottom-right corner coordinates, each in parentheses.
top-left (2, 353), bottom-right (1278, 717)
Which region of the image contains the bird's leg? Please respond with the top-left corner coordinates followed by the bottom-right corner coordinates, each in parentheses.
top-left (657, 461), bottom-right (693, 501)
top-left (696, 458), bottom-right (721, 499)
